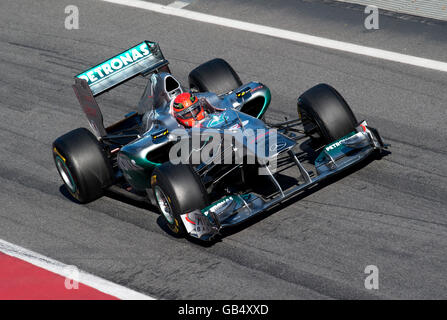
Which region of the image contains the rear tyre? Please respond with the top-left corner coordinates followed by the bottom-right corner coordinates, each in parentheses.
top-left (52, 128), bottom-right (114, 203)
top-left (151, 163), bottom-right (209, 236)
top-left (297, 83), bottom-right (358, 144)
top-left (188, 58), bottom-right (242, 95)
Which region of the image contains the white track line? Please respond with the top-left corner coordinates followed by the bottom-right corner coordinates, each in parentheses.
top-left (101, 0), bottom-right (447, 73)
top-left (0, 239), bottom-right (154, 300)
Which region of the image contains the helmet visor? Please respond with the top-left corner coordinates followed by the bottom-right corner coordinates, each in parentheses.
top-left (176, 103), bottom-right (202, 120)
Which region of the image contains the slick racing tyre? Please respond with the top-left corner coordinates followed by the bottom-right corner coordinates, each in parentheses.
top-left (189, 58), bottom-right (242, 95)
top-left (52, 128), bottom-right (114, 203)
top-left (151, 162), bottom-right (209, 237)
top-left (297, 83), bottom-right (358, 144)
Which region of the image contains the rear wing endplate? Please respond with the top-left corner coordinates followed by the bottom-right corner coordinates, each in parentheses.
top-left (73, 78), bottom-right (107, 137)
top-left (75, 40), bottom-right (169, 96)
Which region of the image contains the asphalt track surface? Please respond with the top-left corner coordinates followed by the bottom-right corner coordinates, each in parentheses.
top-left (1, 0), bottom-right (446, 299)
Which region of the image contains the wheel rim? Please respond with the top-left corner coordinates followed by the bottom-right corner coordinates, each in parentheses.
top-left (55, 156), bottom-right (76, 193)
top-left (154, 186), bottom-right (174, 224)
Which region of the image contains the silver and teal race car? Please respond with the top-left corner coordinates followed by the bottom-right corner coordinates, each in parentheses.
top-left (53, 40), bottom-right (388, 241)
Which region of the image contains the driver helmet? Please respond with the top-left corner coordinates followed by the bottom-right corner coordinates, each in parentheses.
top-left (173, 92), bottom-right (205, 127)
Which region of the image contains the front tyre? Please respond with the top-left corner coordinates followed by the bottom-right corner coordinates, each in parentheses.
top-left (298, 83), bottom-right (358, 144)
top-left (52, 128), bottom-right (114, 203)
top-left (151, 163), bottom-right (209, 237)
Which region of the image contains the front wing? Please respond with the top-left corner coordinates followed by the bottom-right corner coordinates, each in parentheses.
top-left (180, 120), bottom-right (388, 241)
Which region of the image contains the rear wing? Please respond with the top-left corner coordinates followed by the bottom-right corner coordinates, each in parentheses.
top-left (75, 40), bottom-right (169, 96)
top-left (73, 41), bottom-right (169, 137)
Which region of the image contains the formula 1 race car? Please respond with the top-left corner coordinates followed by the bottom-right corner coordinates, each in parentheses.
top-left (53, 41), bottom-right (388, 241)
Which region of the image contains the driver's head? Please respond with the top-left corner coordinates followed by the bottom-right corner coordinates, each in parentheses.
top-left (173, 92), bottom-right (205, 127)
